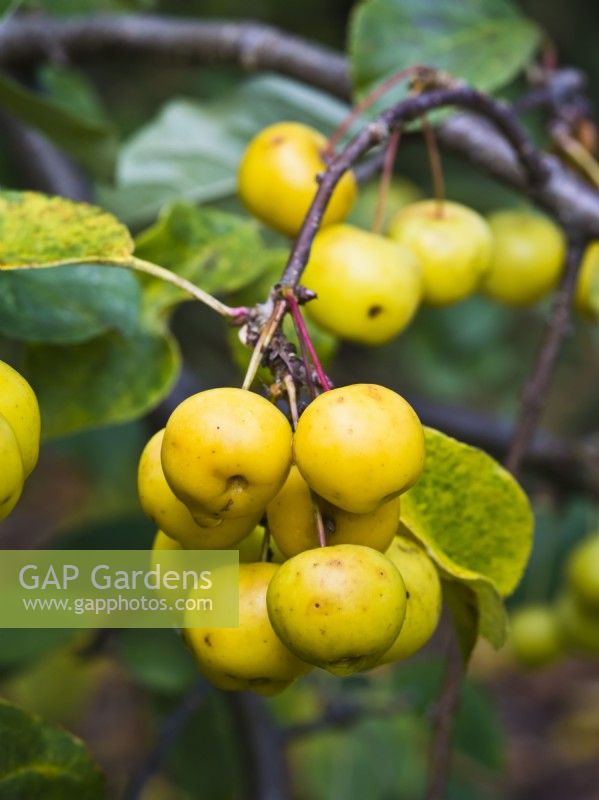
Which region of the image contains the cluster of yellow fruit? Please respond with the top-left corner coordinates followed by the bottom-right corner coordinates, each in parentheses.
top-left (509, 535), bottom-right (599, 668)
top-left (139, 383), bottom-right (443, 694)
top-left (238, 121), bottom-right (598, 346)
top-left (0, 360), bottom-right (40, 522)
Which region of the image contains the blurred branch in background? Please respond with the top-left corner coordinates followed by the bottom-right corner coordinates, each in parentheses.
top-left (125, 678), bottom-right (211, 800)
top-left (1, 14), bottom-right (598, 235)
top-left (0, 110), bottom-right (91, 200)
top-left (506, 237), bottom-right (589, 475)
top-left (227, 692), bottom-right (292, 800)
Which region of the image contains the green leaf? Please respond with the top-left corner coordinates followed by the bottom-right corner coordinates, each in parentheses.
top-left (401, 428), bottom-right (532, 647)
top-left (135, 201), bottom-right (275, 313)
top-left (0, 265), bottom-right (141, 343)
top-left (0, 71), bottom-right (117, 180)
top-left (38, 64), bottom-right (111, 126)
top-left (100, 74), bottom-right (351, 226)
top-left (289, 713), bottom-right (429, 800)
top-left (0, 191), bottom-right (133, 269)
top-left (115, 630), bottom-right (198, 695)
top-left (24, 324), bottom-right (180, 439)
top-left (349, 0), bottom-right (540, 109)
top-left (0, 699), bottom-right (105, 800)
top-left (0, 190), bottom-right (185, 436)
top-left (443, 577), bottom-right (508, 652)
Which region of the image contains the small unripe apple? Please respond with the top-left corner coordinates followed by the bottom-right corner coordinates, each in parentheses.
top-left (388, 199), bottom-right (492, 305)
top-left (0, 412), bottom-right (25, 522)
top-left (0, 359), bottom-right (41, 477)
top-left (509, 604), bottom-right (562, 668)
top-left (376, 533), bottom-right (442, 664)
top-left (482, 210), bottom-right (565, 305)
top-left (266, 465), bottom-right (401, 557)
top-left (138, 430), bottom-right (260, 548)
top-left (566, 535), bottom-right (599, 613)
top-left (576, 241), bottom-right (599, 317)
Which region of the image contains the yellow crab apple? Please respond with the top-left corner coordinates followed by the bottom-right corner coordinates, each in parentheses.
top-left (376, 533), bottom-right (442, 664)
top-left (186, 562), bottom-right (310, 695)
top-left (238, 122), bottom-right (356, 237)
top-left (0, 359), bottom-right (41, 476)
top-left (138, 430), bottom-right (260, 548)
top-left (302, 224), bottom-right (422, 345)
top-left (266, 544), bottom-right (407, 675)
top-left (388, 199), bottom-right (492, 305)
top-left (266, 465), bottom-right (401, 557)
top-left (482, 210), bottom-right (565, 305)
top-left (0, 413), bottom-right (25, 522)
top-left (509, 605), bottom-right (562, 668)
top-left (293, 384), bottom-right (425, 514)
top-left (161, 388), bottom-right (293, 522)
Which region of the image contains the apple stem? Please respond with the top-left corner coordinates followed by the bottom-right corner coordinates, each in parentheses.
top-left (285, 291), bottom-right (332, 392)
top-left (326, 65), bottom-right (424, 155)
top-left (421, 115), bottom-right (446, 218)
top-left (373, 127), bottom-right (402, 234)
top-left (283, 374), bottom-right (300, 429)
top-left (313, 499), bottom-right (328, 548)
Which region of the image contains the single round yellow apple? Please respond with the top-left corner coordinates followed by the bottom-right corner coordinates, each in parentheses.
top-left (161, 388), bottom-right (293, 522)
top-left (266, 544), bottom-right (407, 675)
top-left (482, 210), bottom-right (565, 305)
top-left (388, 199), bottom-right (492, 305)
top-left (138, 430), bottom-right (261, 548)
top-left (266, 465), bottom-right (400, 557)
top-left (238, 121), bottom-right (357, 237)
top-left (293, 384), bottom-right (425, 514)
top-left (302, 224), bottom-right (422, 345)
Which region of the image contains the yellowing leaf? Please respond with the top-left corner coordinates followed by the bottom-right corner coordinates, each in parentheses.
top-left (403, 427), bottom-right (533, 597)
top-left (402, 428), bottom-right (532, 649)
top-left (0, 190), bottom-right (133, 269)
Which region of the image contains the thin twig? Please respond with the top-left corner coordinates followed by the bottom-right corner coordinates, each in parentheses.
top-left (373, 127), bottom-right (401, 234)
top-left (126, 679), bottom-right (211, 800)
top-left (226, 692), bottom-right (292, 800)
top-left (326, 65), bottom-right (422, 154)
top-left (2, 16), bottom-right (598, 236)
top-left (280, 85), bottom-right (549, 290)
top-left (421, 115), bottom-right (446, 217)
top-left (505, 237), bottom-right (588, 475)
top-left (285, 291), bottom-right (331, 392)
top-left (283, 373), bottom-right (299, 429)
top-left (312, 498), bottom-right (327, 548)
top-left (242, 300), bottom-right (287, 390)
top-left (126, 256), bottom-right (247, 320)
top-left (425, 629), bottom-right (465, 800)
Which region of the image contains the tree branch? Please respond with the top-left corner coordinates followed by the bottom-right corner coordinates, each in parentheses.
top-left (125, 679), bottom-right (211, 800)
top-left (280, 84), bottom-right (548, 288)
top-left (1, 14), bottom-right (598, 236)
top-left (226, 692), bottom-right (292, 800)
top-left (0, 15), bottom-right (349, 98)
top-left (425, 628), bottom-right (465, 800)
top-left (505, 237), bottom-right (589, 475)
